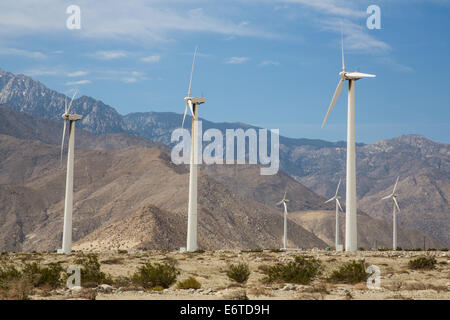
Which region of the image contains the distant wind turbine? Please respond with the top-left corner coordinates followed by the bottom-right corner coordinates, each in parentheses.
top-left (321, 30), bottom-right (376, 252)
top-left (57, 91), bottom-right (82, 255)
top-left (382, 176), bottom-right (401, 250)
top-left (325, 179), bottom-right (344, 251)
top-left (182, 47), bottom-right (206, 252)
top-left (276, 191), bottom-right (290, 250)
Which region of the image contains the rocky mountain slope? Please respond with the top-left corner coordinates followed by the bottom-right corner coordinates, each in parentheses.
top-left (0, 134), bottom-right (329, 251)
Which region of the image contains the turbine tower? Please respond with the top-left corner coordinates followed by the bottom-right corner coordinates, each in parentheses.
top-left (382, 176), bottom-right (401, 250)
top-left (325, 179), bottom-right (344, 251)
top-left (276, 191), bottom-right (290, 250)
top-left (57, 91), bottom-right (82, 254)
top-left (321, 31), bottom-right (376, 252)
top-left (182, 47), bottom-right (206, 252)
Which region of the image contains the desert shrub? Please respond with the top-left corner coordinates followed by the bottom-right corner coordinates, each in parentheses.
top-left (440, 248), bottom-right (448, 252)
top-left (241, 249), bottom-right (263, 253)
top-left (132, 261), bottom-right (179, 289)
top-left (177, 276), bottom-right (201, 289)
top-left (194, 249), bottom-right (205, 254)
top-left (0, 263), bottom-right (31, 300)
top-left (377, 247), bottom-right (389, 251)
top-left (75, 254), bottom-right (112, 286)
top-left (269, 249), bottom-right (283, 253)
top-left (117, 250), bottom-right (128, 254)
top-left (226, 263), bottom-right (251, 284)
top-left (22, 262), bottom-right (63, 289)
top-left (263, 256), bottom-right (322, 285)
top-left (408, 256), bottom-right (437, 270)
top-left (327, 260), bottom-right (368, 284)
top-left (426, 248), bottom-right (437, 251)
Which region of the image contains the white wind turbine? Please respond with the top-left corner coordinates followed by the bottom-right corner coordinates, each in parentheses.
top-left (57, 91), bottom-right (82, 254)
top-left (382, 176), bottom-right (401, 250)
top-left (182, 47), bottom-right (206, 252)
top-left (325, 179), bottom-right (344, 251)
top-left (276, 191), bottom-right (290, 250)
top-left (321, 31), bottom-right (376, 252)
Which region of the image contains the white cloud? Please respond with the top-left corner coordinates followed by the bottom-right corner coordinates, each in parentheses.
top-left (67, 70), bottom-right (89, 77)
top-left (225, 56), bottom-right (250, 64)
top-left (277, 0), bottom-right (365, 18)
top-left (65, 79), bottom-right (91, 86)
top-left (0, 1), bottom-right (277, 41)
top-left (89, 50), bottom-right (128, 60)
top-left (0, 48), bottom-right (46, 59)
top-left (140, 55), bottom-right (161, 63)
top-left (260, 60), bottom-right (280, 67)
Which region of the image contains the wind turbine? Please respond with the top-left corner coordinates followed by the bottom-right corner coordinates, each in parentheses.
top-left (321, 31), bottom-right (376, 252)
top-left (325, 179), bottom-right (344, 251)
top-left (57, 91), bottom-right (82, 254)
top-left (382, 176), bottom-right (401, 250)
top-left (182, 47), bottom-right (206, 252)
top-left (276, 191), bottom-right (290, 250)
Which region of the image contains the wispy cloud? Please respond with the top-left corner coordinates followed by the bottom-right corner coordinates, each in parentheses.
top-left (140, 54), bottom-right (161, 63)
top-left (95, 70), bottom-right (148, 83)
top-left (225, 56), bottom-right (250, 64)
top-left (89, 50), bottom-right (128, 60)
top-left (67, 70), bottom-right (89, 77)
top-left (0, 1), bottom-right (278, 41)
top-left (65, 79), bottom-right (91, 86)
top-left (0, 47), bottom-right (46, 59)
top-left (277, 0), bottom-right (365, 18)
top-left (260, 60), bottom-right (280, 67)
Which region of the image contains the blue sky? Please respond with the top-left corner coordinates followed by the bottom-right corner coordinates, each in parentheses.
top-left (0, 0), bottom-right (449, 143)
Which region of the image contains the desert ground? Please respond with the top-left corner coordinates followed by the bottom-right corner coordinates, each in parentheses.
top-left (1, 249), bottom-right (449, 300)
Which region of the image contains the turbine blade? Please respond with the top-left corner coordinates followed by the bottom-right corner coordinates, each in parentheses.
top-left (187, 46), bottom-right (198, 97)
top-left (67, 90), bottom-right (78, 114)
top-left (182, 103), bottom-right (189, 128)
top-left (382, 194), bottom-right (392, 200)
top-left (276, 200), bottom-right (283, 206)
top-left (283, 190), bottom-right (287, 201)
top-left (64, 98), bottom-right (68, 113)
top-left (60, 120), bottom-right (67, 166)
top-left (188, 99), bottom-right (194, 119)
top-left (393, 176), bottom-right (399, 193)
top-left (393, 197), bottom-right (400, 212)
top-left (335, 178), bottom-right (341, 197)
top-left (341, 26), bottom-right (345, 72)
top-left (336, 198), bottom-right (343, 212)
top-left (345, 72), bottom-right (376, 79)
top-left (321, 78), bottom-right (343, 128)
top-left (325, 197), bottom-right (335, 204)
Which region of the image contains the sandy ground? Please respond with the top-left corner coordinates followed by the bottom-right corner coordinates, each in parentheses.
top-left (4, 249), bottom-right (449, 300)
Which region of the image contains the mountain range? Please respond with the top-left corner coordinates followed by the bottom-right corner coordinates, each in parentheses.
top-left (0, 68), bottom-right (448, 248)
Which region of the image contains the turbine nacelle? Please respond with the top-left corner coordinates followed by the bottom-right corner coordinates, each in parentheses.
top-left (184, 97), bottom-right (206, 105)
top-left (339, 71), bottom-right (376, 81)
top-left (62, 114), bottom-right (83, 121)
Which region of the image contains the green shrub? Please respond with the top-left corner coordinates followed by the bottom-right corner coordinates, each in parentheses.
top-left (22, 262), bottom-right (63, 289)
top-left (132, 261), bottom-right (179, 289)
top-left (408, 256), bottom-right (437, 270)
top-left (263, 256), bottom-right (322, 285)
top-left (226, 263), bottom-right (251, 284)
top-left (75, 254), bottom-right (112, 286)
top-left (327, 260), bottom-right (368, 284)
top-left (0, 263), bottom-right (31, 300)
top-left (177, 276), bottom-right (201, 289)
